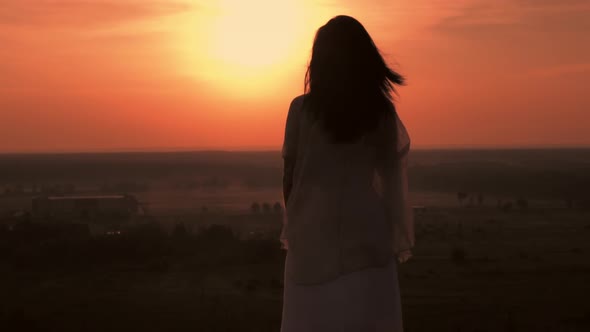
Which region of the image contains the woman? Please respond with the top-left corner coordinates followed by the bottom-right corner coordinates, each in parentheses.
top-left (279, 15), bottom-right (414, 332)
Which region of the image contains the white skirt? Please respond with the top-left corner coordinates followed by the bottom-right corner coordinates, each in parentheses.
top-left (280, 253), bottom-right (404, 332)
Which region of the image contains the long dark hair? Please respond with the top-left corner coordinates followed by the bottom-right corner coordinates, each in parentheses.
top-left (304, 15), bottom-right (405, 143)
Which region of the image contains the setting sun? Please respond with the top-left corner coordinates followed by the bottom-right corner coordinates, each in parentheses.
top-left (173, 0), bottom-right (332, 96)
top-left (210, 0), bottom-right (302, 69)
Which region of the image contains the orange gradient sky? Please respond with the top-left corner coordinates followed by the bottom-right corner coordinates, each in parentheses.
top-left (1, 0), bottom-right (589, 152)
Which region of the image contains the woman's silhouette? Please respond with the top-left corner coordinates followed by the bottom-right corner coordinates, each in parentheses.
top-left (279, 15), bottom-right (414, 332)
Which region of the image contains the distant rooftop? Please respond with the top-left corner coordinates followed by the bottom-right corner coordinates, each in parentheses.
top-left (37, 195), bottom-right (130, 200)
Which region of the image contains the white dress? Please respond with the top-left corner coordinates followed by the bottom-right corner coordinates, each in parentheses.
top-left (280, 253), bottom-right (404, 332)
top-left (279, 95), bottom-right (412, 332)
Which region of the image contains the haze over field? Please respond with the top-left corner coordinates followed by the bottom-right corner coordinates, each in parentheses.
top-left (1, 149), bottom-right (590, 332)
top-left (2, 0), bottom-right (590, 152)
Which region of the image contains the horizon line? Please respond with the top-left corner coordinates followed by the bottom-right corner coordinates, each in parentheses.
top-left (2, 144), bottom-right (590, 155)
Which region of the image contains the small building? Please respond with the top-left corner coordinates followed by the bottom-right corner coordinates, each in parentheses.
top-left (32, 194), bottom-right (142, 222)
top-left (413, 205), bottom-right (428, 214)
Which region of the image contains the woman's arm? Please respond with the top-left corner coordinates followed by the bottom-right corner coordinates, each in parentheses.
top-left (376, 107), bottom-right (414, 263)
top-left (281, 96), bottom-right (304, 205)
top-left (279, 96), bottom-right (304, 250)
top-left (283, 158), bottom-right (295, 204)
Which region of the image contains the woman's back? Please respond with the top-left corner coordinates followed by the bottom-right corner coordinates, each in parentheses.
top-left (281, 95), bottom-right (412, 284)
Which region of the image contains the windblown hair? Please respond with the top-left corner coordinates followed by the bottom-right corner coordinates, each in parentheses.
top-left (304, 15), bottom-right (405, 143)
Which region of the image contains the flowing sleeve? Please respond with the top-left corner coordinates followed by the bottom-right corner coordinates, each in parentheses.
top-left (376, 107), bottom-right (415, 263)
top-left (281, 97), bottom-right (303, 162)
top-left (280, 96), bottom-right (304, 250)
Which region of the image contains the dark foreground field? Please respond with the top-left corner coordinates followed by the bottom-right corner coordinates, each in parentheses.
top-left (1, 207), bottom-right (589, 332)
top-left (1, 149), bottom-right (590, 331)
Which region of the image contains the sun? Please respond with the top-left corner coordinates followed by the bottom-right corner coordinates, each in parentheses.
top-left (210, 0), bottom-right (302, 69)
top-left (172, 0), bottom-right (333, 96)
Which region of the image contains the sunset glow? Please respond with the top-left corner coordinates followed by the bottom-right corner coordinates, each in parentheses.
top-left (1, 0), bottom-right (589, 152)
top-left (176, 0), bottom-right (329, 96)
top-left (210, 0), bottom-right (302, 69)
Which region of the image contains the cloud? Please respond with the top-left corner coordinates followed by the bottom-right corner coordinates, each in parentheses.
top-left (527, 63), bottom-right (590, 79)
top-left (436, 0), bottom-right (590, 29)
top-left (0, 0), bottom-right (192, 28)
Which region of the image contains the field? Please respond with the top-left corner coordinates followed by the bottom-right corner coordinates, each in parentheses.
top-left (1, 149), bottom-right (589, 331)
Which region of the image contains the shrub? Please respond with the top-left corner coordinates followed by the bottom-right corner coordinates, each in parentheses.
top-left (516, 198), bottom-right (528, 209)
top-left (273, 202), bottom-right (283, 214)
top-left (195, 224), bottom-right (237, 245)
top-left (245, 279), bottom-right (259, 292)
top-left (450, 245), bottom-right (467, 264)
top-left (457, 192), bottom-right (468, 205)
top-left (250, 202), bottom-right (261, 214)
top-left (477, 193), bottom-right (484, 206)
top-left (173, 222), bottom-right (188, 238)
top-left (242, 238), bottom-right (283, 264)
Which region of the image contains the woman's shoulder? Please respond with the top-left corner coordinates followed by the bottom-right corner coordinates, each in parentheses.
top-left (286, 95), bottom-right (308, 123)
top-left (289, 94), bottom-right (307, 110)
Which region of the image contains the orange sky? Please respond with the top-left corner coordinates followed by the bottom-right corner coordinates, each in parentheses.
top-left (1, 0), bottom-right (589, 152)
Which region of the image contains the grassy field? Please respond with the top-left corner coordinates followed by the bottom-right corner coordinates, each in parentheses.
top-left (1, 206), bottom-right (589, 331)
top-left (1, 149), bottom-right (589, 331)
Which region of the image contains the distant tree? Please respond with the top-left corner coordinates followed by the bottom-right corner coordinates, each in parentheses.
top-left (64, 183), bottom-right (76, 193)
top-left (15, 184), bottom-right (24, 194)
top-left (245, 279), bottom-right (259, 292)
top-left (457, 192), bottom-right (468, 206)
top-left (565, 198), bottom-right (574, 209)
top-left (195, 224), bottom-right (236, 243)
top-left (112, 181), bottom-right (149, 193)
top-left (579, 199), bottom-right (590, 210)
top-left (100, 182), bottom-right (110, 193)
top-left (269, 278), bottom-right (282, 289)
top-left (477, 193), bottom-right (484, 206)
top-left (201, 206), bottom-right (209, 213)
top-left (185, 181), bottom-right (199, 190)
top-left (251, 202), bottom-right (261, 214)
top-left (53, 184), bottom-right (64, 194)
top-left (262, 202), bottom-right (272, 214)
top-left (457, 222), bottom-right (464, 239)
top-left (126, 222), bottom-right (166, 242)
top-left (173, 222), bottom-right (188, 237)
top-left (502, 201), bottom-right (513, 212)
top-left (41, 184), bottom-right (54, 194)
top-left (516, 198), bottom-right (528, 210)
top-left (450, 245), bottom-right (466, 264)
top-left (201, 176), bottom-right (228, 190)
top-left (233, 280), bottom-right (244, 289)
top-left (273, 202), bottom-right (283, 214)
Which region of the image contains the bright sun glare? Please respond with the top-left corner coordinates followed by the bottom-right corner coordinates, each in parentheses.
top-left (176, 0), bottom-right (329, 96)
top-left (211, 0), bottom-right (302, 69)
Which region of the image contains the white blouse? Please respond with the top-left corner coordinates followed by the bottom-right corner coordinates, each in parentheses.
top-left (281, 95), bottom-right (414, 285)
